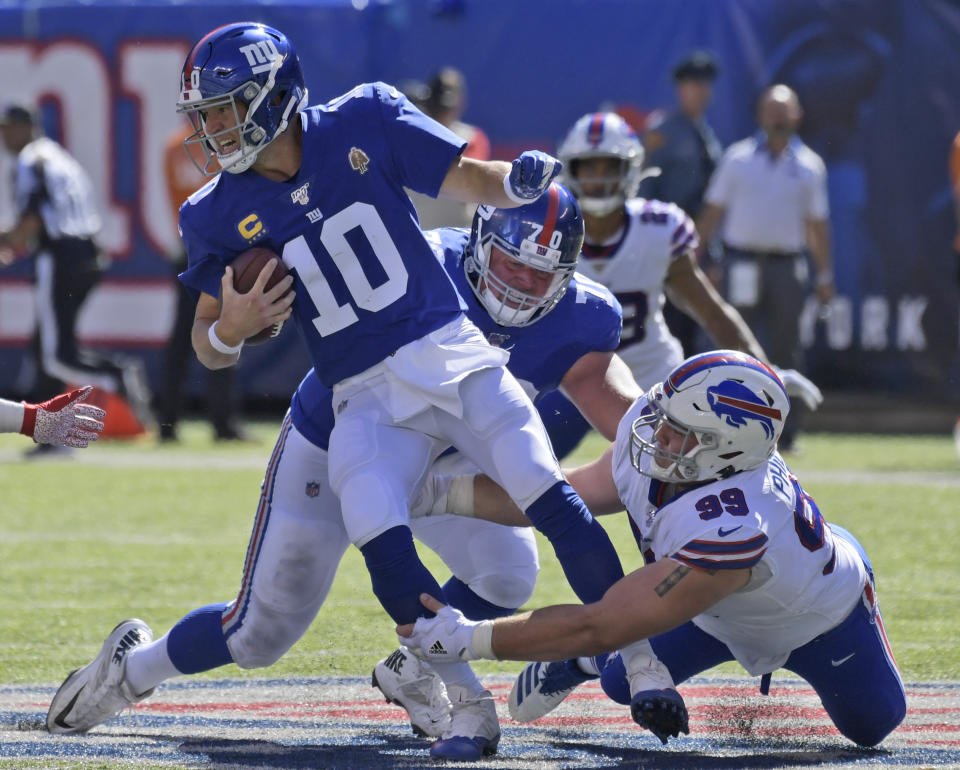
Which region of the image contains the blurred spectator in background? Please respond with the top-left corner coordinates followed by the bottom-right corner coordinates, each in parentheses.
top-left (697, 84), bottom-right (833, 451)
top-left (950, 130), bottom-right (960, 459)
top-left (0, 102), bottom-right (152, 450)
top-left (0, 136), bottom-right (15, 231)
top-left (156, 121), bottom-right (246, 442)
top-left (407, 67), bottom-right (491, 229)
top-left (951, 130), bottom-right (960, 285)
top-left (640, 50), bottom-right (724, 358)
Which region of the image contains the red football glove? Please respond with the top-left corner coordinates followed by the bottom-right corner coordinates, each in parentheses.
top-left (20, 386), bottom-right (106, 448)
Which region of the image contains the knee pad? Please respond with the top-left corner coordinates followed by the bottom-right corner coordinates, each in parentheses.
top-left (469, 567), bottom-right (537, 612)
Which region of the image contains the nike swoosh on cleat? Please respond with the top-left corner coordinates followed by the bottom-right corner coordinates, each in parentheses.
top-left (831, 653), bottom-right (855, 666)
top-left (717, 525), bottom-right (743, 537)
top-left (52, 687), bottom-right (84, 731)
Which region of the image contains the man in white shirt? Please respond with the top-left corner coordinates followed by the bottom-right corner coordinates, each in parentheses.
top-left (697, 85), bottom-right (833, 450)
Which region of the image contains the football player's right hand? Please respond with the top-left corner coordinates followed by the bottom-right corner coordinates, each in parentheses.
top-left (397, 594), bottom-right (494, 663)
top-left (630, 688), bottom-right (690, 745)
top-left (21, 385), bottom-right (106, 448)
top-left (218, 262), bottom-right (295, 343)
top-left (506, 151), bottom-right (562, 203)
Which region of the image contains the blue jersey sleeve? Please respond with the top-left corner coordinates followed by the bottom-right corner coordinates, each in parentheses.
top-left (289, 368), bottom-right (335, 451)
top-left (373, 82), bottom-right (467, 198)
top-left (177, 179), bottom-right (233, 299)
top-left (178, 227), bottom-right (223, 299)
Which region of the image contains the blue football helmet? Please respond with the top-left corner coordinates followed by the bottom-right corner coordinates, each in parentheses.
top-left (465, 182), bottom-right (584, 327)
top-left (631, 351), bottom-right (790, 483)
top-left (177, 22), bottom-right (308, 175)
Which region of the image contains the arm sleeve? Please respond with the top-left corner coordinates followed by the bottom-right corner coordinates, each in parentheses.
top-left (672, 529), bottom-right (768, 570)
top-left (374, 82), bottom-right (467, 198)
top-left (667, 204), bottom-right (700, 259)
top-left (15, 158), bottom-right (46, 218)
top-left (176, 212), bottom-right (228, 300)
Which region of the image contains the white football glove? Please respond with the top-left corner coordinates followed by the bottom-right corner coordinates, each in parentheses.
top-left (398, 605), bottom-right (494, 663)
top-left (22, 385), bottom-right (106, 448)
top-left (773, 367), bottom-right (824, 410)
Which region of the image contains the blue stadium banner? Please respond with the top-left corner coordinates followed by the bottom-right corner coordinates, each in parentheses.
top-left (1, 0), bottom-right (958, 399)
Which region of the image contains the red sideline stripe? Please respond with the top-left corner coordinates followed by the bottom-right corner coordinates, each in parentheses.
top-left (222, 416), bottom-right (292, 627)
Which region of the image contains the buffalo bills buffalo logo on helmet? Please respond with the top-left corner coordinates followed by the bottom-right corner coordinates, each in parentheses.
top-left (707, 380), bottom-right (782, 439)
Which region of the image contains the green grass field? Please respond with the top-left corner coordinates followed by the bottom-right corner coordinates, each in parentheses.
top-left (0, 424), bottom-right (957, 688)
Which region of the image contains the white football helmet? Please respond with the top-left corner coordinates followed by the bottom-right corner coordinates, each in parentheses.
top-left (557, 112), bottom-right (644, 216)
top-left (631, 351), bottom-right (790, 483)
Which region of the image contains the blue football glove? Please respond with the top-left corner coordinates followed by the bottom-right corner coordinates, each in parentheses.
top-left (506, 150), bottom-right (562, 203)
top-left (630, 688), bottom-right (689, 745)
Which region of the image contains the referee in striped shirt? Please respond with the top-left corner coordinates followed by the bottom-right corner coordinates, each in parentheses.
top-left (0, 103), bottom-right (153, 443)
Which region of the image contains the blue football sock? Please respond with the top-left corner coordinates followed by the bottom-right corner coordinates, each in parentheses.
top-left (360, 525), bottom-right (445, 624)
top-left (442, 575), bottom-right (515, 620)
top-left (166, 602), bottom-right (233, 674)
top-left (524, 481), bottom-right (624, 603)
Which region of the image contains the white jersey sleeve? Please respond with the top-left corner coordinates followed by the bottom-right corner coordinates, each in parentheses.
top-left (576, 199), bottom-right (698, 390)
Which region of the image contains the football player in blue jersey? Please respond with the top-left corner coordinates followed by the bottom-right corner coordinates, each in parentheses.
top-left (44, 32), bottom-right (633, 752)
top-left (171, 27), bottom-right (631, 763)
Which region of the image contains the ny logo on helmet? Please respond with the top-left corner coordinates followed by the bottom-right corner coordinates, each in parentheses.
top-left (707, 380), bottom-right (782, 439)
top-left (239, 39), bottom-right (280, 75)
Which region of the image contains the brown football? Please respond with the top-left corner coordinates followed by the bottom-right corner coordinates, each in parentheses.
top-left (229, 247), bottom-right (290, 345)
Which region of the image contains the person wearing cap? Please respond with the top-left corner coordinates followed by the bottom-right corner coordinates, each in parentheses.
top-left (0, 102), bottom-right (154, 444)
top-left (640, 50), bottom-right (725, 358)
top-left (697, 84), bottom-right (833, 452)
top-left (409, 67), bottom-right (492, 229)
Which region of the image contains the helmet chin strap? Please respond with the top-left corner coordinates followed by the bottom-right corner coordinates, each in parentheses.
top-left (479, 284), bottom-right (539, 326)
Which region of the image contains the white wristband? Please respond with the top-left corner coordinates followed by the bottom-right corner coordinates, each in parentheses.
top-left (208, 321), bottom-right (244, 356)
top-left (815, 270), bottom-right (834, 287)
top-left (502, 171), bottom-right (528, 205)
top-left (470, 620), bottom-right (496, 660)
top-left (446, 475), bottom-right (476, 517)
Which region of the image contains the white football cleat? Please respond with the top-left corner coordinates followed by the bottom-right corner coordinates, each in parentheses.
top-left (508, 659), bottom-right (595, 723)
top-left (47, 619), bottom-right (154, 734)
top-left (430, 686), bottom-right (500, 761)
top-left (372, 647), bottom-right (452, 738)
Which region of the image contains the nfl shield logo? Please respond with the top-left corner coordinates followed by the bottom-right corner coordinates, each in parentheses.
top-left (290, 182), bottom-right (310, 206)
top-left (305, 481), bottom-right (320, 498)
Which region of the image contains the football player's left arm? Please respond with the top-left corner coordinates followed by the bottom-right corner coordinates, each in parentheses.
top-left (399, 558), bottom-right (749, 663)
top-left (438, 153), bottom-right (561, 208)
top-left (558, 352), bottom-right (641, 441)
top-left (439, 157), bottom-right (512, 205)
top-left (664, 250), bottom-right (768, 362)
